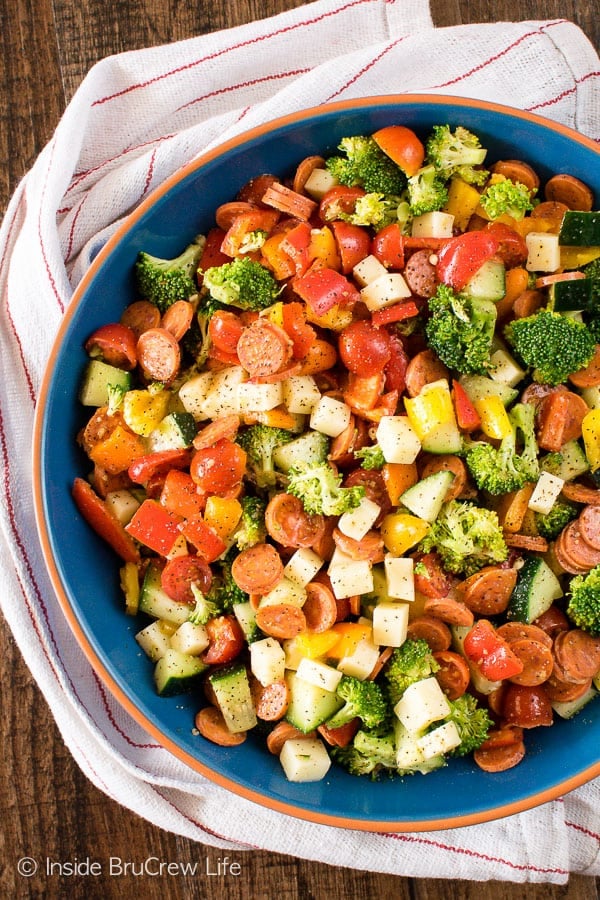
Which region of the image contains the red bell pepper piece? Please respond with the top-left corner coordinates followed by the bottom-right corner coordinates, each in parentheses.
top-left (293, 266), bottom-right (361, 316)
top-left (451, 378), bottom-right (482, 432)
top-left (125, 499), bottom-right (184, 556)
top-left (280, 221), bottom-right (313, 276)
top-left (128, 448), bottom-right (191, 486)
top-left (181, 515), bottom-right (227, 562)
top-left (159, 470), bottom-right (207, 519)
top-left (463, 619), bottom-right (524, 681)
top-left (72, 477), bottom-right (140, 563)
top-left (371, 300), bottom-right (420, 327)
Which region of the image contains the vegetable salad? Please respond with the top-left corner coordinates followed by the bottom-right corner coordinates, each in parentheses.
top-left (73, 121), bottom-right (600, 783)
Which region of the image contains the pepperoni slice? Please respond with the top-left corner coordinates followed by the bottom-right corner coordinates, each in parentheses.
top-left (544, 173), bottom-right (594, 211)
top-left (496, 622), bottom-right (553, 649)
top-left (231, 543), bottom-right (284, 595)
top-left (266, 721), bottom-right (314, 755)
top-left (578, 506), bottom-right (600, 551)
top-left (120, 300), bottom-right (162, 339)
top-left (195, 706), bottom-right (247, 746)
top-left (491, 159), bottom-right (540, 193)
top-left (568, 345), bottom-right (600, 389)
top-left (292, 155), bottom-right (326, 195)
top-left (236, 318), bottom-right (294, 377)
top-left (254, 603), bottom-right (307, 639)
top-left (457, 565), bottom-right (517, 616)
top-left (332, 528), bottom-right (385, 563)
top-left (503, 533), bottom-right (549, 553)
top-left (136, 327), bottom-right (181, 384)
top-left (192, 415), bottom-right (241, 450)
top-left (544, 672), bottom-right (593, 703)
top-left (405, 614), bottom-right (452, 651)
top-left (404, 349), bottom-right (450, 398)
top-left (422, 595), bottom-right (474, 627)
top-left (553, 629), bottom-right (600, 682)
top-left (561, 483), bottom-right (600, 506)
top-left (557, 521), bottom-right (600, 570)
top-left (507, 639), bottom-right (554, 686)
top-left (302, 581), bottom-right (338, 633)
top-left (343, 469), bottom-right (392, 524)
top-left (161, 299), bottom-right (194, 341)
top-left (474, 739), bottom-right (526, 773)
top-left (250, 678), bottom-right (290, 722)
top-left (161, 554), bottom-right (213, 605)
top-left (214, 200), bottom-right (257, 231)
top-left (433, 650), bottom-right (470, 700)
top-left (317, 718), bottom-right (361, 748)
top-left (420, 455), bottom-right (468, 503)
top-left (403, 249), bottom-right (438, 298)
top-left (265, 493), bottom-right (326, 549)
top-left (530, 200), bottom-right (570, 233)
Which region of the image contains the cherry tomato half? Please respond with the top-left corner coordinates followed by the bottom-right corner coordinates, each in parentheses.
top-left (190, 438), bottom-right (247, 494)
top-left (338, 320), bottom-right (392, 377)
top-left (436, 231), bottom-right (500, 291)
top-left (485, 222), bottom-right (528, 268)
top-left (208, 310), bottom-right (244, 355)
top-left (203, 615), bottom-right (245, 666)
top-left (161, 554), bottom-right (213, 605)
top-left (330, 221), bottom-right (371, 274)
top-left (84, 323), bottom-right (138, 370)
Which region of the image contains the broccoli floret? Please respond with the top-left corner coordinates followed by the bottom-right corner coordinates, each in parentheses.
top-left (237, 425), bottom-right (295, 488)
top-left (202, 257), bottom-right (281, 311)
top-left (425, 284), bottom-right (497, 375)
top-left (188, 583), bottom-right (220, 625)
top-left (445, 693), bottom-right (492, 757)
top-left (419, 499), bottom-right (508, 577)
top-left (135, 235), bottom-right (205, 313)
top-left (338, 192), bottom-right (404, 231)
top-left (383, 639), bottom-right (440, 706)
top-left (233, 495), bottom-right (267, 551)
top-left (106, 383), bottom-right (126, 415)
top-left (326, 675), bottom-right (389, 730)
top-left (354, 444), bottom-right (386, 470)
top-left (425, 125), bottom-right (489, 186)
top-left (466, 401), bottom-right (539, 495)
top-left (407, 164), bottom-right (449, 216)
top-left (285, 460), bottom-right (365, 516)
top-left (479, 179), bottom-right (534, 220)
top-left (504, 310), bottom-right (596, 386)
top-left (325, 135), bottom-right (407, 195)
top-left (331, 729), bottom-right (397, 779)
top-left (566, 565), bottom-right (600, 635)
top-left (535, 500), bottom-right (579, 540)
top-left (587, 318), bottom-right (600, 344)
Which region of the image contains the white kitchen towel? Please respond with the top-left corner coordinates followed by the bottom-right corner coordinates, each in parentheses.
top-left (1, 0), bottom-right (600, 883)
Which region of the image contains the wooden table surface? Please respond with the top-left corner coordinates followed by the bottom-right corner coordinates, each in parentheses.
top-left (1, 1), bottom-right (599, 898)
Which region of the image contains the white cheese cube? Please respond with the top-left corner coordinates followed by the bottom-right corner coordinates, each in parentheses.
top-left (282, 637), bottom-right (303, 671)
top-left (337, 637), bottom-right (381, 680)
top-left (352, 254), bottom-right (388, 287)
top-left (259, 576), bottom-right (307, 609)
top-left (309, 395), bottom-right (352, 438)
top-left (283, 547), bottom-right (324, 586)
top-left (200, 366), bottom-right (246, 418)
top-left (528, 471), bottom-right (566, 515)
top-left (394, 677), bottom-right (451, 733)
top-left (178, 371), bottom-right (214, 421)
top-left (394, 720), bottom-right (426, 770)
top-left (525, 232), bottom-right (560, 273)
top-left (360, 273), bottom-right (412, 312)
top-left (169, 621), bottom-right (210, 656)
top-left (372, 601), bottom-right (410, 647)
top-left (337, 496), bottom-right (381, 541)
top-left (581, 386), bottom-right (600, 410)
top-left (282, 375), bottom-right (321, 414)
top-left (328, 550), bottom-right (374, 599)
top-left (135, 621), bottom-right (172, 661)
top-left (296, 658), bottom-right (343, 693)
top-left (416, 721), bottom-right (462, 760)
top-left (238, 380), bottom-right (283, 412)
top-left (376, 415), bottom-right (422, 464)
top-left (279, 737), bottom-right (332, 782)
top-left (384, 555), bottom-right (415, 602)
top-left (303, 168), bottom-right (339, 200)
top-left (489, 348), bottom-right (527, 388)
top-left (250, 637), bottom-right (286, 686)
top-left (411, 211), bottom-right (454, 238)
top-left (104, 490), bottom-right (140, 525)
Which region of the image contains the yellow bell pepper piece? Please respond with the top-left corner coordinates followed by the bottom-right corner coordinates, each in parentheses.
top-left (380, 512), bottom-right (429, 555)
top-left (474, 395), bottom-right (513, 440)
top-left (404, 380), bottom-right (462, 454)
top-left (203, 496), bottom-right (243, 539)
top-left (305, 302), bottom-right (353, 332)
top-left (560, 246), bottom-right (600, 269)
top-left (289, 630), bottom-right (341, 660)
top-left (264, 301), bottom-right (285, 328)
top-left (582, 409), bottom-right (600, 472)
top-left (442, 177), bottom-right (482, 232)
top-left (119, 561), bottom-right (140, 616)
top-left (382, 462), bottom-right (419, 506)
top-left (122, 389), bottom-right (170, 436)
top-left (308, 226), bottom-right (341, 269)
top-left (327, 622), bottom-right (373, 661)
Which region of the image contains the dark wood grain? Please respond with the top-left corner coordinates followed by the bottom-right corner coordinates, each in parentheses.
top-left (0, 1), bottom-right (598, 898)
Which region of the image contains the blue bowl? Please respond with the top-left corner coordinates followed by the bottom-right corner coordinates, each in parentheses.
top-left (33, 95), bottom-right (600, 831)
